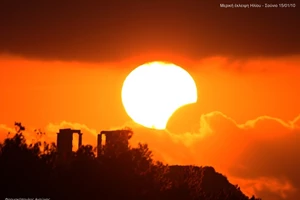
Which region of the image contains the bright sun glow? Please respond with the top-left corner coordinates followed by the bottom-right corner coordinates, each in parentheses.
top-left (121, 61), bottom-right (198, 130)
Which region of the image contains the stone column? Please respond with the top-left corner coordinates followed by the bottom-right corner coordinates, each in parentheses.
top-left (97, 133), bottom-right (102, 157)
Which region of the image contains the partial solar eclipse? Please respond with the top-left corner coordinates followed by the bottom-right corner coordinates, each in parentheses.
top-left (121, 61), bottom-right (197, 130)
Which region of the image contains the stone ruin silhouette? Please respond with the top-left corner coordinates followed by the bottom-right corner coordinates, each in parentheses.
top-left (56, 128), bottom-right (133, 162)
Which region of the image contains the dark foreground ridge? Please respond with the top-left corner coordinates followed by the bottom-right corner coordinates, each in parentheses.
top-left (0, 123), bottom-right (262, 200)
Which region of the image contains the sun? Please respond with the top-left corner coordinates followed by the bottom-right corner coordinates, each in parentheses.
top-left (121, 61), bottom-right (197, 130)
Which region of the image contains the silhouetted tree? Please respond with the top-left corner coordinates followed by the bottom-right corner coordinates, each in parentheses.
top-left (0, 123), bottom-right (262, 200)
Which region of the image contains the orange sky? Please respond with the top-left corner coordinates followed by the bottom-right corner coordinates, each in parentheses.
top-left (1, 54), bottom-right (300, 200)
top-left (1, 1), bottom-right (299, 199)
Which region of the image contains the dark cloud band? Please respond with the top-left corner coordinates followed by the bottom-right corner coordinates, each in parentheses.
top-left (0, 0), bottom-right (299, 62)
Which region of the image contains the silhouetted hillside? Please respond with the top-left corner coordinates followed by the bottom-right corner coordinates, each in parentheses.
top-left (168, 165), bottom-right (253, 200)
top-left (0, 123), bottom-right (261, 200)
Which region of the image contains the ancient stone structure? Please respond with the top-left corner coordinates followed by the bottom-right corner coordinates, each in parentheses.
top-left (56, 128), bottom-right (132, 162)
top-left (57, 128), bottom-right (82, 162)
top-left (97, 130), bottom-right (132, 157)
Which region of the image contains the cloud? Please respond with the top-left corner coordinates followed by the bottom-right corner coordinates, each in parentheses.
top-left (0, 0), bottom-right (299, 62)
top-left (126, 112), bottom-right (300, 200)
top-left (231, 177), bottom-right (297, 200)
